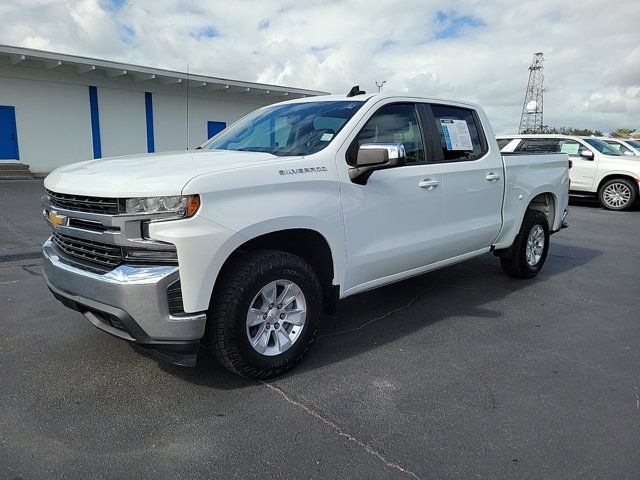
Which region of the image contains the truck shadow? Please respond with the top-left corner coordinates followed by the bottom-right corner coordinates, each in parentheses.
top-left (158, 241), bottom-right (601, 388)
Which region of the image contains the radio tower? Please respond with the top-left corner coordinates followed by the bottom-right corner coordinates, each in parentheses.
top-left (518, 52), bottom-right (545, 133)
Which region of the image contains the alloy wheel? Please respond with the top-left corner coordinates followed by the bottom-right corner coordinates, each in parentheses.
top-left (246, 280), bottom-right (307, 356)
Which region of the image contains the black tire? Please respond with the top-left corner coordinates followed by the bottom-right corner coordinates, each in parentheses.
top-left (208, 250), bottom-right (322, 379)
top-left (500, 209), bottom-right (550, 279)
top-left (598, 178), bottom-right (637, 211)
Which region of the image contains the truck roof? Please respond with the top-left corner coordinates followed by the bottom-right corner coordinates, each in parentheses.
top-left (496, 134), bottom-right (577, 139)
top-left (275, 92), bottom-right (482, 111)
top-left (496, 134), bottom-right (617, 142)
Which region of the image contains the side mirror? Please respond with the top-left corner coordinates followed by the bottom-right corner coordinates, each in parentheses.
top-left (350, 143), bottom-right (407, 185)
top-left (580, 149), bottom-right (594, 160)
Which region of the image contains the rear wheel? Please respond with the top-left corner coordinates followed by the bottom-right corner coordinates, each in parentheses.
top-left (598, 178), bottom-right (637, 211)
top-left (208, 250), bottom-right (322, 378)
top-left (500, 209), bottom-right (550, 279)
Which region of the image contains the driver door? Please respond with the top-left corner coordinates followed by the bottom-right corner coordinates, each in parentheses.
top-left (559, 139), bottom-right (597, 191)
top-left (340, 102), bottom-right (443, 293)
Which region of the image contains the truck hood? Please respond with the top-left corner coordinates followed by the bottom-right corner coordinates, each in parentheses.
top-left (44, 150), bottom-right (292, 197)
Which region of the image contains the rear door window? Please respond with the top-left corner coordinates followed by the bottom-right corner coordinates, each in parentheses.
top-left (429, 105), bottom-right (486, 162)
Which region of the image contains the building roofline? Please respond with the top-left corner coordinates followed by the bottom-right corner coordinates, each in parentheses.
top-left (0, 44), bottom-right (329, 99)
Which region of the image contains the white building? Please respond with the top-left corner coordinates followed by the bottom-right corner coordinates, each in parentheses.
top-left (0, 45), bottom-right (326, 174)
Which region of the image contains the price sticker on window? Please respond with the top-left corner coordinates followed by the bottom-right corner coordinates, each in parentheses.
top-left (440, 119), bottom-right (473, 150)
top-left (560, 143), bottom-right (579, 155)
top-left (320, 133), bottom-right (334, 142)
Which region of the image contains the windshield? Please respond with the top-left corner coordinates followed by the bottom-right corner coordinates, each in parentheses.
top-left (583, 138), bottom-right (622, 155)
top-left (626, 140), bottom-right (640, 150)
top-left (602, 140), bottom-right (622, 150)
top-left (201, 101), bottom-right (364, 156)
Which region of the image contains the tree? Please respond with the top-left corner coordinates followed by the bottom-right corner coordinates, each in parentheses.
top-left (609, 128), bottom-right (636, 138)
top-left (521, 126), bottom-right (603, 136)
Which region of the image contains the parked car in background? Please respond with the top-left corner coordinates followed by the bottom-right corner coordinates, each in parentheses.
top-left (599, 137), bottom-right (640, 156)
top-left (41, 93), bottom-right (570, 378)
top-left (498, 134), bottom-right (640, 210)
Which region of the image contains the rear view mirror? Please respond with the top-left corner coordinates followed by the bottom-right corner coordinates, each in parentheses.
top-left (350, 143), bottom-right (407, 185)
top-left (580, 150), bottom-right (594, 160)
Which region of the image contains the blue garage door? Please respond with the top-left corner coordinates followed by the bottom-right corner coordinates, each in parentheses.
top-left (0, 106), bottom-right (19, 160)
top-left (208, 121), bottom-right (227, 139)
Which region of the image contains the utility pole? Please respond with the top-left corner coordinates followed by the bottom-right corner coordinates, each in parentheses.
top-left (375, 80), bottom-right (387, 93)
top-left (518, 52), bottom-right (545, 133)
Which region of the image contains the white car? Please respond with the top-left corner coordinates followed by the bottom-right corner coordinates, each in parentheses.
top-left (42, 91), bottom-right (570, 378)
top-left (498, 134), bottom-right (640, 210)
top-left (598, 137), bottom-right (640, 156)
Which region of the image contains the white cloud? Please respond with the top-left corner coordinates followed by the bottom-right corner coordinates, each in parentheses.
top-left (1, 0), bottom-right (638, 134)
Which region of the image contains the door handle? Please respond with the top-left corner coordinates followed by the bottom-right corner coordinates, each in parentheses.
top-left (485, 173), bottom-right (501, 182)
top-left (418, 179), bottom-right (439, 189)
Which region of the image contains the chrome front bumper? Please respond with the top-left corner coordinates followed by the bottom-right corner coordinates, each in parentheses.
top-left (42, 239), bottom-right (206, 365)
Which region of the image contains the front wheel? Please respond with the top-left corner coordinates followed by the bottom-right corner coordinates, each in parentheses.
top-left (500, 209), bottom-right (550, 279)
top-left (208, 250), bottom-right (322, 379)
top-left (598, 178), bottom-right (637, 211)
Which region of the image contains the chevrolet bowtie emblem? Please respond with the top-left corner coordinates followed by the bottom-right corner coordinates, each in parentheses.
top-left (49, 210), bottom-right (67, 228)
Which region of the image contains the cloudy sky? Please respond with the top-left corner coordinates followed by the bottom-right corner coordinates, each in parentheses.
top-left (1, 0), bottom-right (638, 134)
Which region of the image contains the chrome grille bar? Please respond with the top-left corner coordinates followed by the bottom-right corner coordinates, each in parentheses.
top-left (46, 189), bottom-right (119, 214)
top-left (52, 231), bottom-right (123, 268)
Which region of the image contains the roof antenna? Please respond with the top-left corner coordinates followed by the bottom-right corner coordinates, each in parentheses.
top-left (374, 80), bottom-right (386, 92)
top-left (347, 85), bottom-right (366, 97)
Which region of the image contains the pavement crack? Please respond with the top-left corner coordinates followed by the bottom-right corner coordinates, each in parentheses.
top-left (0, 215), bottom-right (38, 244)
top-left (261, 381), bottom-right (421, 480)
top-left (319, 287), bottom-right (433, 339)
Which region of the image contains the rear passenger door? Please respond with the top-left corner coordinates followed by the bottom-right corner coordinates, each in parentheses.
top-left (422, 104), bottom-right (504, 258)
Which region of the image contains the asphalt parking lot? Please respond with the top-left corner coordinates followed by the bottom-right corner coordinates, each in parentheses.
top-left (1, 179), bottom-right (639, 479)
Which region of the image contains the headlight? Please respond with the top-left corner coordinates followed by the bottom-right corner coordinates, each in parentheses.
top-left (122, 195), bottom-right (200, 218)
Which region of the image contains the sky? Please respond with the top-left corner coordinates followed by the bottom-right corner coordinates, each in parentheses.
top-left (1, 0), bottom-right (638, 134)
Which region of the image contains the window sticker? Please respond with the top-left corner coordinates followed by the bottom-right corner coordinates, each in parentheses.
top-left (320, 133), bottom-right (334, 142)
top-left (440, 119), bottom-right (473, 150)
top-left (560, 143), bottom-right (580, 155)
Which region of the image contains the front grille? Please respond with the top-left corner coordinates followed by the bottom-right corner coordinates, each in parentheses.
top-left (167, 281), bottom-right (184, 315)
top-left (52, 231), bottom-right (123, 269)
top-left (46, 189), bottom-right (119, 215)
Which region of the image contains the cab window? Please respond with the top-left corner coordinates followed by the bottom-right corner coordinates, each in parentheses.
top-left (558, 139), bottom-right (585, 156)
top-left (348, 103), bottom-right (425, 165)
top-left (430, 105), bottom-right (486, 162)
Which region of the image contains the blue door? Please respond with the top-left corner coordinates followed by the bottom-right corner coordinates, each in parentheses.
top-left (207, 121), bottom-right (226, 139)
top-left (0, 106), bottom-right (19, 160)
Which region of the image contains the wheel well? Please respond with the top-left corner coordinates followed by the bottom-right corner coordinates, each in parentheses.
top-left (597, 174), bottom-right (639, 194)
top-left (528, 192), bottom-right (556, 229)
top-left (217, 229), bottom-right (336, 311)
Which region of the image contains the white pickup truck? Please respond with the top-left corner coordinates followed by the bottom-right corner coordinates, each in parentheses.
top-left (498, 134), bottom-right (640, 210)
top-left (43, 90), bottom-right (570, 378)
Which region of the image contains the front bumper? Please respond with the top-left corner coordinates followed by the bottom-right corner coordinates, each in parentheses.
top-left (42, 239), bottom-right (206, 366)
